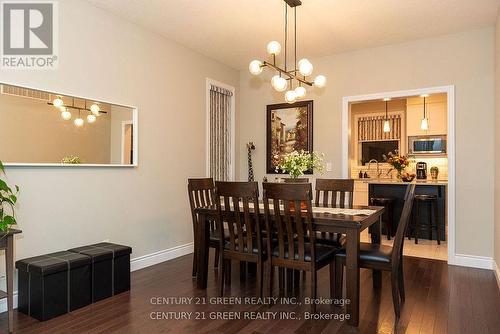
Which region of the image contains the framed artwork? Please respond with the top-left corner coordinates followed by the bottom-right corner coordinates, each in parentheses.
top-left (266, 100), bottom-right (313, 174)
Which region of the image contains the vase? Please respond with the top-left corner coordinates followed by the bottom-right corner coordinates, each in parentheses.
top-left (396, 170), bottom-right (403, 180)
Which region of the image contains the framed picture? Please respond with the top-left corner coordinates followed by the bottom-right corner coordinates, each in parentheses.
top-left (266, 100), bottom-right (313, 174)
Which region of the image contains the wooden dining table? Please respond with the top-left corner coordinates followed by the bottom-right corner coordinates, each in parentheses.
top-left (194, 203), bottom-right (384, 327)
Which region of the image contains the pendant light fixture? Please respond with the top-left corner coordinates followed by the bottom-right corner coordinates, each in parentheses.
top-left (420, 94), bottom-right (429, 130)
top-left (248, 0), bottom-right (326, 103)
top-left (383, 98), bottom-right (391, 133)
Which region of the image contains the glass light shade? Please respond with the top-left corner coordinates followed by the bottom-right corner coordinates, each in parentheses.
top-left (266, 41), bottom-right (281, 55)
top-left (87, 114), bottom-right (97, 123)
top-left (383, 120), bottom-right (391, 133)
top-left (90, 104), bottom-right (100, 115)
top-left (271, 75), bottom-right (288, 92)
top-left (284, 90), bottom-right (297, 104)
top-left (61, 110), bottom-right (72, 120)
top-left (314, 75), bottom-right (327, 88)
top-left (59, 106), bottom-right (67, 112)
top-left (74, 118), bottom-right (84, 127)
top-left (53, 98), bottom-right (64, 108)
top-left (298, 58), bottom-right (313, 76)
top-left (249, 60), bottom-right (263, 75)
top-left (421, 118), bottom-right (429, 130)
top-left (294, 86), bottom-right (306, 98)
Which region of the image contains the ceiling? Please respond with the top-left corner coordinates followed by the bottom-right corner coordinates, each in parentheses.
top-left (86, 0), bottom-right (500, 70)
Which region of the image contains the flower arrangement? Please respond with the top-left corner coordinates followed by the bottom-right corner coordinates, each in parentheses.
top-left (384, 151), bottom-right (415, 181)
top-left (0, 160), bottom-right (19, 232)
top-left (62, 155), bottom-right (82, 164)
top-left (277, 150), bottom-right (325, 179)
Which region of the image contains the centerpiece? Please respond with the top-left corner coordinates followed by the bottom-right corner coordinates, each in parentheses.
top-left (385, 151), bottom-right (415, 182)
top-left (0, 160), bottom-right (19, 232)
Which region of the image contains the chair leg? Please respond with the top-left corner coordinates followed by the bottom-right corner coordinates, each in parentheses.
top-left (334, 259), bottom-right (343, 300)
top-left (415, 201), bottom-right (420, 244)
top-left (192, 247), bottom-right (198, 277)
top-left (278, 268), bottom-right (284, 296)
top-left (433, 201), bottom-right (441, 245)
top-left (256, 261), bottom-right (263, 298)
top-left (218, 256), bottom-right (225, 296)
top-left (224, 260), bottom-right (231, 285)
top-left (311, 270), bottom-right (317, 313)
top-left (329, 262), bottom-right (335, 298)
top-left (214, 247), bottom-right (219, 269)
top-left (391, 271), bottom-right (401, 318)
top-left (267, 263), bottom-right (273, 298)
top-left (398, 260), bottom-right (405, 303)
top-left (240, 262), bottom-right (247, 282)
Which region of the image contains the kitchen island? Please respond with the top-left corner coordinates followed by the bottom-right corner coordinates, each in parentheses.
top-left (366, 179), bottom-right (447, 241)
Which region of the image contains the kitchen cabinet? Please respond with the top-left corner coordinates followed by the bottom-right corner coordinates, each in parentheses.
top-left (353, 181), bottom-right (369, 206)
top-left (406, 94), bottom-right (447, 137)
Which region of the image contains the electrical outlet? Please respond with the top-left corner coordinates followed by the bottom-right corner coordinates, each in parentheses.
top-left (326, 162), bottom-right (333, 172)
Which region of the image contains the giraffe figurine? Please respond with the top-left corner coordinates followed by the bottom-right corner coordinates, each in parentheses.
top-left (246, 142), bottom-right (255, 181)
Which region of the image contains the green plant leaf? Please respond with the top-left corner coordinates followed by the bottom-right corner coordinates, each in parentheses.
top-left (15, 185), bottom-right (19, 193)
top-left (0, 160), bottom-right (4, 174)
top-left (9, 194), bottom-right (16, 204)
top-left (0, 179), bottom-right (8, 192)
top-left (2, 215), bottom-right (16, 226)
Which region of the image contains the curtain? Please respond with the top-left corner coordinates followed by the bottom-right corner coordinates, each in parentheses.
top-left (209, 84), bottom-right (233, 181)
top-left (358, 115), bottom-right (401, 141)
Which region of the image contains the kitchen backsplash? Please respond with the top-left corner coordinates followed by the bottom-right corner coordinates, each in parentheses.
top-left (351, 157), bottom-right (448, 180)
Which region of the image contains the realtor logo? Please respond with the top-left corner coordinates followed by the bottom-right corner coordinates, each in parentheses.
top-left (1, 1), bottom-right (58, 69)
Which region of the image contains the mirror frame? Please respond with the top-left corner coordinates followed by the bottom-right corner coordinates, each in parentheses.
top-left (0, 82), bottom-right (138, 167)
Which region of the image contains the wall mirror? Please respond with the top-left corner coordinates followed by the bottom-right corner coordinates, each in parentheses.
top-left (0, 83), bottom-right (138, 166)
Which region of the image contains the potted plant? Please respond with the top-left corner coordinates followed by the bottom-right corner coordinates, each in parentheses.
top-left (0, 160), bottom-right (19, 233)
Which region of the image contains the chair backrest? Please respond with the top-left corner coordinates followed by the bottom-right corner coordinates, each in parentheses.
top-left (283, 178), bottom-right (309, 183)
top-left (391, 183), bottom-right (416, 264)
top-left (315, 179), bottom-right (354, 207)
top-left (262, 182), bottom-right (315, 264)
top-left (188, 178), bottom-right (215, 223)
top-left (214, 181), bottom-right (262, 256)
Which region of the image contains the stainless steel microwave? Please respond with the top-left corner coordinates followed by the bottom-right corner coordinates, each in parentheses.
top-left (408, 135), bottom-right (447, 155)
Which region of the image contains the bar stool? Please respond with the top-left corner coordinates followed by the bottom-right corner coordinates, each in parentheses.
top-left (370, 197), bottom-right (395, 240)
top-left (410, 194), bottom-right (440, 245)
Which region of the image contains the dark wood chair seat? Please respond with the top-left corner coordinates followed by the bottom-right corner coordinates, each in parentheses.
top-left (370, 197), bottom-right (396, 204)
top-left (336, 242), bottom-right (392, 264)
top-left (414, 194), bottom-right (437, 201)
top-left (272, 242), bottom-right (339, 264)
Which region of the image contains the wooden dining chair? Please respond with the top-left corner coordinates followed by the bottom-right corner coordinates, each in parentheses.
top-left (314, 179), bottom-right (354, 246)
top-left (334, 183), bottom-right (416, 318)
top-left (214, 181), bottom-right (265, 297)
top-left (262, 182), bottom-right (341, 312)
top-left (187, 178), bottom-right (219, 277)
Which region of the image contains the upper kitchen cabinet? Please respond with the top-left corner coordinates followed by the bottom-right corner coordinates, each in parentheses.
top-left (406, 93), bottom-right (447, 136)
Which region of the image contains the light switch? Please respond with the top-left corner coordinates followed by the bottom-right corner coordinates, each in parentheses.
top-left (326, 162), bottom-right (333, 172)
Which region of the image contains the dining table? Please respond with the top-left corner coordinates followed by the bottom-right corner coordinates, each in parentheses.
top-left (194, 203), bottom-right (385, 327)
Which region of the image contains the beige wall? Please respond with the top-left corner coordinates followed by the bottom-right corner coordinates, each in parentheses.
top-left (0, 0), bottom-right (239, 272)
top-left (495, 10), bottom-right (500, 270)
top-left (239, 28), bottom-right (495, 258)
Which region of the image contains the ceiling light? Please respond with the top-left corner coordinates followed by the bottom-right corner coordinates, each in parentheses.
top-left (61, 110), bottom-right (72, 120)
top-left (90, 103), bottom-right (100, 115)
top-left (87, 114), bottom-right (96, 123)
top-left (74, 117), bottom-right (84, 127)
top-left (267, 41), bottom-right (281, 55)
top-left (383, 98), bottom-right (391, 133)
top-left (294, 86), bottom-right (306, 98)
top-left (271, 75), bottom-right (288, 92)
top-left (421, 96), bottom-right (429, 130)
top-left (249, 60), bottom-right (263, 75)
top-left (248, 0), bottom-right (326, 102)
top-left (53, 97), bottom-right (63, 108)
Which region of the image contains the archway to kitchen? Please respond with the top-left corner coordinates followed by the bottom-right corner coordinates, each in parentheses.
top-left (341, 86), bottom-right (455, 264)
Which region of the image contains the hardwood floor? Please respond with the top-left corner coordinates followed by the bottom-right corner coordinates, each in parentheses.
top-left (2, 252), bottom-right (499, 334)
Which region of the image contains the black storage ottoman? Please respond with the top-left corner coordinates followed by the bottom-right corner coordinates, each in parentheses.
top-left (68, 242), bottom-right (132, 301)
top-left (16, 251), bottom-right (92, 321)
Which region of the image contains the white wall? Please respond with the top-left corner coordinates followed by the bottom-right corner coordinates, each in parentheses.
top-left (238, 28), bottom-right (495, 258)
top-left (0, 0), bottom-right (239, 269)
top-left (494, 9), bottom-right (500, 275)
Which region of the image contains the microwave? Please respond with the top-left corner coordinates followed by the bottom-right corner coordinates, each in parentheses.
top-left (408, 135), bottom-right (447, 155)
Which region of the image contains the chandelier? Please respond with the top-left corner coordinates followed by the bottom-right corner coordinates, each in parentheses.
top-left (248, 0), bottom-right (326, 103)
top-left (50, 96), bottom-right (104, 127)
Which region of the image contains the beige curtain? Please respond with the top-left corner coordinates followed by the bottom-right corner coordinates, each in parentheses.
top-left (209, 84), bottom-right (233, 181)
top-left (358, 115), bottom-right (401, 141)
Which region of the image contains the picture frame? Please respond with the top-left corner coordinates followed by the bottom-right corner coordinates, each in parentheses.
top-left (266, 100), bottom-right (313, 174)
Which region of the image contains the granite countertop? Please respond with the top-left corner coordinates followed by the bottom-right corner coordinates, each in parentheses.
top-left (355, 179), bottom-right (448, 186)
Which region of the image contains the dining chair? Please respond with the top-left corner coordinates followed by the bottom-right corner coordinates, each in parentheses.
top-left (334, 183), bottom-right (416, 318)
top-left (214, 181), bottom-right (265, 297)
top-left (187, 178), bottom-right (219, 277)
top-left (262, 182), bottom-right (341, 312)
top-left (314, 179), bottom-right (354, 246)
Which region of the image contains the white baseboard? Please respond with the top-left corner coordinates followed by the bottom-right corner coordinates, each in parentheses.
top-left (130, 242), bottom-right (194, 272)
top-left (0, 242), bottom-right (194, 314)
top-left (452, 254), bottom-right (494, 270)
top-left (494, 261), bottom-right (500, 291)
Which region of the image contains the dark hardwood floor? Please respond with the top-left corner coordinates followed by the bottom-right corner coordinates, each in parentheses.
top-left (2, 253), bottom-right (499, 333)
